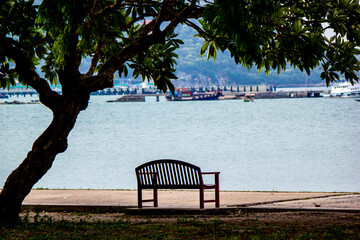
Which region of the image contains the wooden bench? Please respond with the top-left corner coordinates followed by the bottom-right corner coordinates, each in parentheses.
top-left (135, 159), bottom-right (220, 208)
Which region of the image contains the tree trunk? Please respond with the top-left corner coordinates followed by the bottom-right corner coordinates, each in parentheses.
top-left (0, 95), bottom-right (86, 225)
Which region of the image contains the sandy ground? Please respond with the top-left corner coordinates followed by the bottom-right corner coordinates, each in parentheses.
top-left (20, 189), bottom-right (360, 210)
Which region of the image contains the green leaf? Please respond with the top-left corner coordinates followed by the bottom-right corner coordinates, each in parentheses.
top-left (206, 42), bottom-right (217, 61)
top-left (200, 41), bottom-right (210, 57)
top-left (118, 64), bottom-right (128, 78)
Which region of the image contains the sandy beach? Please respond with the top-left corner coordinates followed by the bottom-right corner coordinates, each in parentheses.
top-left (21, 189), bottom-right (360, 212)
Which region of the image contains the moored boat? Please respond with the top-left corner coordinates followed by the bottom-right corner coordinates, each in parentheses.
top-left (165, 89), bottom-right (222, 101)
top-left (243, 93), bottom-right (255, 102)
top-left (330, 81), bottom-right (360, 97)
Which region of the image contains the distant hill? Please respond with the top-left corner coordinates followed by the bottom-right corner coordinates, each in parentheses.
top-left (63, 25), bottom-right (334, 88)
top-left (173, 24), bottom-right (326, 88)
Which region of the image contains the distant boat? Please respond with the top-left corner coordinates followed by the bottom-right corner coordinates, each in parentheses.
top-left (330, 81), bottom-right (360, 97)
top-left (165, 89), bottom-right (222, 101)
top-left (243, 93), bottom-right (255, 102)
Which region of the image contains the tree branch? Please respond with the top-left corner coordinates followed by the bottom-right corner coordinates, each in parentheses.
top-left (91, 0), bottom-right (104, 15)
top-left (85, 42), bottom-right (106, 77)
top-left (84, 1), bottom-right (204, 93)
top-left (185, 20), bottom-right (209, 39)
top-left (91, 0), bottom-right (124, 19)
top-left (161, 2), bottom-right (203, 35)
top-left (2, 37), bottom-right (61, 110)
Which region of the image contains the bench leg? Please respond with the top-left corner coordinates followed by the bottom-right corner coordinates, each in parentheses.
top-left (215, 174), bottom-right (220, 208)
top-left (215, 187), bottom-right (220, 208)
top-left (138, 189), bottom-right (142, 208)
top-left (153, 188), bottom-right (158, 207)
top-left (200, 188), bottom-right (204, 209)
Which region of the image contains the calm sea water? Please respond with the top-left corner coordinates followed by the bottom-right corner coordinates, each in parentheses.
top-left (1, 93), bottom-right (359, 192)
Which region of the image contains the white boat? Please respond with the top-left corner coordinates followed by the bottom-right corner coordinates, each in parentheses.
top-left (330, 81), bottom-right (360, 97)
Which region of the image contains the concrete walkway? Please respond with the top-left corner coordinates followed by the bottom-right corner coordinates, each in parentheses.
top-left (21, 190), bottom-right (360, 213)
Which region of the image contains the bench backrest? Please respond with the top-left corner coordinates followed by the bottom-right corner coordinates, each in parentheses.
top-left (135, 159), bottom-right (203, 188)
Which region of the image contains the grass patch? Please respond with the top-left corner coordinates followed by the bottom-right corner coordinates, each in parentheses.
top-left (1, 212), bottom-right (359, 239)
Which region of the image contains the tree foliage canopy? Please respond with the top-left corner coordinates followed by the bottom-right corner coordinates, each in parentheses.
top-left (199, 0), bottom-right (360, 85)
top-left (1, 0), bottom-right (359, 98)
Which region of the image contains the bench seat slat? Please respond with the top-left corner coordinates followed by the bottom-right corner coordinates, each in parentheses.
top-left (154, 164), bottom-right (161, 185)
top-left (179, 165), bottom-right (186, 185)
top-left (189, 168), bottom-right (195, 185)
top-left (184, 165), bottom-right (191, 185)
top-left (169, 162), bottom-right (176, 185)
top-left (161, 164), bottom-right (166, 185)
top-left (175, 164), bottom-right (181, 185)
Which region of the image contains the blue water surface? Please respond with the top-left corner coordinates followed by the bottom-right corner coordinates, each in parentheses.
top-left (0, 94), bottom-right (359, 192)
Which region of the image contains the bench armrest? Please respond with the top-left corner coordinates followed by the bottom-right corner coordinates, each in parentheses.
top-left (201, 172), bottom-right (220, 175)
top-left (201, 171), bottom-right (220, 197)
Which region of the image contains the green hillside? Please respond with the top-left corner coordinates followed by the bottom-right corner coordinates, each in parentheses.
top-left (75, 25), bottom-right (329, 88)
top-left (173, 24), bottom-right (325, 88)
